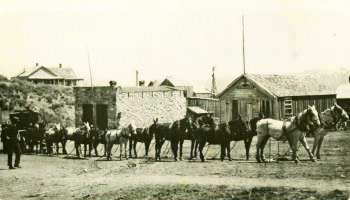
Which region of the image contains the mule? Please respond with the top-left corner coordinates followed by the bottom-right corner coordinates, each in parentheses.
top-left (129, 127), bottom-right (153, 158)
top-left (45, 123), bottom-right (70, 155)
top-left (256, 105), bottom-right (321, 164)
top-left (311, 104), bottom-right (349, 160)
top-left (105, 123), bottom-right (136, 161)
top-left (149, 119), bottom-right (171, 161)
top-left (27, 122), bottom-right (45, 154)
top-left (192, 117), bottom-right (231, 162)
top-left (71, 122), bottom-right (93, 158)
top-left (170, 116), bottom-right (196, 161)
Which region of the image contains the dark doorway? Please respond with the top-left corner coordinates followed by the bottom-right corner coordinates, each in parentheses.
top-left (232, 100), bottom-right (239, 120)
top-left (82, 104), bottom-right (93, 125)
top-left (96, 104), bottom-right (108, 130)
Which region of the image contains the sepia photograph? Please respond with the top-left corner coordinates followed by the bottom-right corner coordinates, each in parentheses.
top-left (0, 1), bottom-right (350, 199)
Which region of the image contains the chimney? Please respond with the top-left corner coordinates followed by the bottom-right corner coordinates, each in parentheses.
top-left (59, 63), bottom-right (62, 68)
top-left (35, 63), bottom-right (39, 67)
top-left (136, 70), bottom-right (139, 87)
top-left (109, 80), bottom-right (117, 87)
top-left (139, 80), bottom-right (145, 87)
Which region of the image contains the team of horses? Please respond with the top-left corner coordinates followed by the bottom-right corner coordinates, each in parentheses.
top-left (6, 103), bottom-right (349, 164)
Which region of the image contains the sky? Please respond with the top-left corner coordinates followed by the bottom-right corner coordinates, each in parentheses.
top-left (1, 0), bottom-right (350, 91)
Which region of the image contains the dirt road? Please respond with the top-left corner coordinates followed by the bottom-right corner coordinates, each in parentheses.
top-left (0, 131), bottom-right (349, 199)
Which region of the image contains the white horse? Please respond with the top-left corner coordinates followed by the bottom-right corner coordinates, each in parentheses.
top-left (256, 105), bottom-right (321, 164)
top-left (105, 123), bottom-right (136, 161)
top-left (311, 103), bottom-right (349, 160)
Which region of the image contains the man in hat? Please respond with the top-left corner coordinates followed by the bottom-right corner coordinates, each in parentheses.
top-left (5, 117), bottom-right (21, 169)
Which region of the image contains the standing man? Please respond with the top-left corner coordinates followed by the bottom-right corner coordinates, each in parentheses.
top-left (5, 117), bottom-right (21, 169)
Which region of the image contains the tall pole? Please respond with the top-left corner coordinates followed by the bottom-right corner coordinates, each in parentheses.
top-left (211, 66), bottom-right (217, 97)
top-left (87, 47), bottom-right (93, 88)
top-left (242, 15), bottom-right (246, 75)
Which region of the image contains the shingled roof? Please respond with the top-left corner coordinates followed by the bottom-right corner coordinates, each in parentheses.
top-left (15, 65), bottom-right (82, 80)
top-left (218, 73), bottom-right (338, 98)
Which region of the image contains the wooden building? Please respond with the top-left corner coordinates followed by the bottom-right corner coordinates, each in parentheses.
top-left (14, 63), bottom-right (83, 86)
top-left (336, 78), bottom-right (350, 114)
top-left (215, 74), bottom-right (337, 122)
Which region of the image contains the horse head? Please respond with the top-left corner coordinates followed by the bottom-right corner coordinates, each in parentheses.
top-left (297, 105), bottom-right (320, 131)
top-left (149, 118), bottom-right (159, 136)
top-left (333, 103), bottom-right (349, 123)
top-left (128, 122), bottom-right (137, 136)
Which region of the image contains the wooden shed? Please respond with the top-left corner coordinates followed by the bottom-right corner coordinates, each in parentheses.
top-left (217, 73), bottom-right (337, 122)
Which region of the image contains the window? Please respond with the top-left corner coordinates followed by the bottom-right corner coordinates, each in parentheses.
top-left (284, 98), bottom-right (293, 118)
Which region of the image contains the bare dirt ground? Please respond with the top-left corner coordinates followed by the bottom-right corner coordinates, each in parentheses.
top-left (0, 131), bottom-right (349, 200)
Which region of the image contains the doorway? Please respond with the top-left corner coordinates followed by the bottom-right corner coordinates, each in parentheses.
top-left (96, 104), bottom-right (108, 130)
top-left (82, 104), bottom-right (93, 125)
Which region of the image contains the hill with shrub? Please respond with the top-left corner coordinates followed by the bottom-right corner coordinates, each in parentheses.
top-left (0, 78), bottom-right (74, 126)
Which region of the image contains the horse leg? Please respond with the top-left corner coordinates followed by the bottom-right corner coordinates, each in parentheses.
top-left (145, 141), bottom-right (150, 157)
top-left (256, 135), bottom-right (263, 163)
top-left (55, 142), bottom-right (59, 155)
top-left (227, 141), bottom-right (232, 161)
top-left (75, 142), bottom-right (80, 158)
top-left (125, 142), bottom-right (128, 159)
top-left (244, 137), bottom-right (253, 160)
top-left (220, 143), bottom-right (225, 161)
top-left (179, 139), bottom-right (184, 161)
top-left (155, 141), bottom-right (158, 161)
top-left (316, 136), bottom-right (325, 160)
top-left (260, 136), bottom-right (269, 163)
top-left (300, 136), bottom-right (315, 162)
top-left (199, 140), bottom-right (206, 162)
top-left (128, 139), bottom-right (133, 158)
top-left (170, 140), bottom-right (177, 161)
top-left (62, 140), bottom-right (67, 154)
top-left (312, 133), bottom-right (319, 156)
top-left (94, 142), bottom-right (99, 157)
top-left (133, 141), bottom-right (137, 158)
top-left (190, 139), bottom-right (194, 160)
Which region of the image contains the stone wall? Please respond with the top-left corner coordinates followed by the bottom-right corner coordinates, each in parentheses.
top-left (74, 86), bottom-right (187, 129)
top-left (116, 90), bottom-right (187, 128)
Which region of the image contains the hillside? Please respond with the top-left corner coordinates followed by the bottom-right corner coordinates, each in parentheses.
top-left (0, 79), bottom-right (74, 126)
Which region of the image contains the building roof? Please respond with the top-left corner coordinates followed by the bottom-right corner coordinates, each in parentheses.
top-left (218, 73), bottom-right (337, 98)
top-left (160, 76), bottom-right (192, 87)
top-left (119, 86), bottom-right (180, 93)
top-left (336, 84), bottom-right (350, 99)
top-left (187, 106), bottom-right (212, 115)
top-left (15, 65), bottom-right (82, 80)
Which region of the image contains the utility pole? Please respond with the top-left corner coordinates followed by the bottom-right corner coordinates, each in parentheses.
top-left (211, 66), bottom-right (217, 97)
top-left (242, 15), bottom-right (246, 75)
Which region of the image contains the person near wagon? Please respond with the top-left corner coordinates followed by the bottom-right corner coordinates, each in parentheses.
top-left (5, 117), bottom-right (22, 169)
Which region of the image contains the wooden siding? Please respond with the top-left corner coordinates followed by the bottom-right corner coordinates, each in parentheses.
top-left (279, 95), bottom-right (336, 119)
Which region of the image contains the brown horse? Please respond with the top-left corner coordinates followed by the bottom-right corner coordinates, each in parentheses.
top-left (256, 105), bottom-right (321, 164)
top-left (149, 118), bottom-right (173, 161)
top-left (192, 116), bottom-right (231, 162)
top-left (129, 127), bottom-right (153, 158)
top-left (170, 116), bottom-right (195, 161)
top-left (311, 104), bottom-right (349, 160)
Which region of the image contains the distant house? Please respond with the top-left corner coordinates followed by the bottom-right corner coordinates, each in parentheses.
top-left (217, 73), bottom-right (339, 121)
top-left (159, 77), bottom-right (194, 97)
top-left (14, 63), bottom-right (83, 86)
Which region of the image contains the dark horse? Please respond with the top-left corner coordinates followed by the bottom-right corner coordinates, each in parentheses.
top-left (192, 117), bottom-right (231, 162)
top-left (170, 116), bottom-right (196, 161)
top-left (27, 122), bottom-right (46, 154)
top-left (71, 122), bottom-right (99, 158)
top-left (150, 118), bottom-right (172, 161)
top-left (129, 127), bottom-right (154, 158)
top-left (45, 123), bottom-right (69, 155)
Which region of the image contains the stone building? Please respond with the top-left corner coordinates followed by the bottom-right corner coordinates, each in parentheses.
top-left (74, 85), bottom-right (187, 129)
